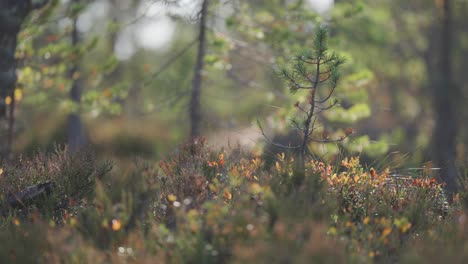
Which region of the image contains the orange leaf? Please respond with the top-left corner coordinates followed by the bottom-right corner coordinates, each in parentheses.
top-left (112, 219), bottom-right (122, 231)
top-left (223, 190), bottom-right (232, 200)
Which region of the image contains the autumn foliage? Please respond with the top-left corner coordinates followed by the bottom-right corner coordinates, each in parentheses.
top-left (0, 141), bottom-right (467, 263)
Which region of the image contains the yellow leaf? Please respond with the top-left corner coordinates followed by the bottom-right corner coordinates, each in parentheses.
top-left (14, 89), bottom-right (23, 101)
top-left (209, 183), bottom-right (218, 192)
top-left (187, 209), bottom-right (198, 218)
top-left (167, 194), bottom-right (177, 202)
top-left (343, 175), bottom-right (349, 184)
top-left (363, 217), bottom-right (370, 225)
top-left (381, 227), bottom-right (392, 239)
top-left (275, 161), bottom-right (281, 172)
top-left (5, 96), bottom-right (12, 105)
top-left (69, 217), bottom-right (78, 227)
top-left (101, 219), bottom-right (109, 228)
top-left (401, 223), bottom-right (411, 233)
top-left (354, 175), bottom-right (360, 182)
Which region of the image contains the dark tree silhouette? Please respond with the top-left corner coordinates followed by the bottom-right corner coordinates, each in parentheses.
top-left (68, 0), bottom-right (86, 151)
top-left (0, 0), bottom-right (49, 159)
top-left (430, 0), bottom-right (458, 196)
top-left (190, 0), bottom-right (209, 139)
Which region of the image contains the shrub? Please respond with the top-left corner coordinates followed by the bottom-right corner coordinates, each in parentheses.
top-left (0, 146), bottom-right (112, 223)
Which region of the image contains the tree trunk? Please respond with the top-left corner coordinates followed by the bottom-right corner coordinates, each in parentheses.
top-left (0, 0), bottom-right (49, 159)
top-left (431, 0), bottom-right (458, 196)
top-left (190, 0), bottom-right (209, 139)
top-left (68, 2), bottom-right (86, 152)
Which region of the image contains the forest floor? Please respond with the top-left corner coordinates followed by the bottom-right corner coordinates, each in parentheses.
top-left (0, 143), bottom-right (467, 263)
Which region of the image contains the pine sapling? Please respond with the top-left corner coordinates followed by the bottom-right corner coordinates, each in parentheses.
top-left (260, 25), bottom-right (351, 172)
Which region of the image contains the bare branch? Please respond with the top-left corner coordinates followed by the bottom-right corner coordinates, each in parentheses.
top-left (296, 56), bottom-right (318, 65)
top-left (316, 85), bottom-right (337, 104)
top-left (294, 103), bottom-right (309, 115)
top-left (257, 119), bottom-right (301, 150)
top-left (315, 100), bottom-right (338, 111)
top-left (309, 133), bottom-right (351, 143)
top-left (144, 38), bottom-right (198, 86)
top-left (318, 73), bottom-right (331, 83)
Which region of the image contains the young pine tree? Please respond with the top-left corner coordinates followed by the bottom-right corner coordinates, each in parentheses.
top-left (265, 26), bottom-right (350, 173)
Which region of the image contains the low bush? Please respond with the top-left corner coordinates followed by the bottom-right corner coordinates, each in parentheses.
top-left (0, 141), bottom-right (466, 263)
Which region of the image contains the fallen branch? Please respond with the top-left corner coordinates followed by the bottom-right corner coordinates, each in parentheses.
top-left (1, 181), bottom-right (55, 216)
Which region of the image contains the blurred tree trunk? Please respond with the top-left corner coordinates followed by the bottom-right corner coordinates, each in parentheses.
top-left (430, 0), bottom-right (458, 195)
top-left (190, 0), bottom-right (209, 139)
top-left (68, 0), bottom-right (86, 152)
top-left (0, 0), bottom-right (49, 159)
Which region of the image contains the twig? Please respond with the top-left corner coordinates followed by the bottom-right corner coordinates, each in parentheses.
top-left (316, 85), bottom-right (337, 104)
top-left (143, 38), bottom-right (199, 86)
top-left (257, 119), bottom-right (301, 150)
top-left (309, 133), bottom-right (351, 143)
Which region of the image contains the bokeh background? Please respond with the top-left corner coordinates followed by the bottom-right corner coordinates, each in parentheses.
top-left (2, 0), bottom-right (467, 172)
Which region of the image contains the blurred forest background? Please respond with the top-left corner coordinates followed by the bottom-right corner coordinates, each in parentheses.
top-left (1, 0), bottom-right (467, 177)
top-left (2, 1), bottom-right (468, 263)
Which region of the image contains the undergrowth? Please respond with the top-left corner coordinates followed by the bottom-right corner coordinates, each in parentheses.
top-left (0, 142), bottom-right (467, 263)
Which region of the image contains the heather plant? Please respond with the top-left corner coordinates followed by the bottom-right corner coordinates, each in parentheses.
top-left (0, 147), bottom-right (112, 221)
top-left (0, 141), bottom-right (467, 263)
top-left (323, 157), bottom-right (451, 260)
